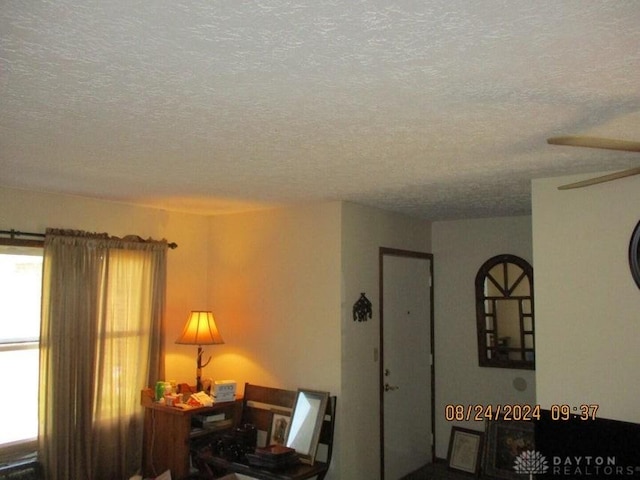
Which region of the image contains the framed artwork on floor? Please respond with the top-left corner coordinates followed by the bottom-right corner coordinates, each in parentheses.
top-left (447, 426), bottom-right (484, 475)
top-left (483, 419), bottom-right (535, 479)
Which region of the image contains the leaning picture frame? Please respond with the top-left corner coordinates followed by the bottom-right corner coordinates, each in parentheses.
top-left (447, 426), bottom-right (484, 475)
top-left (483, 418), bottom-right (535, 479)
top-left (285, 389), bottom-right (329, 465)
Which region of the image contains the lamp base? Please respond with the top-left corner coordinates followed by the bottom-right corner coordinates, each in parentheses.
top-left (196, 345), bottom-right (212, 392)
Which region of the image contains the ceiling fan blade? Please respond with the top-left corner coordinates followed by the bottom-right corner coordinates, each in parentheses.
top-left (547, 136), bottom-right (640, 153)
top-left (558, 167), bottom-right (640, 190)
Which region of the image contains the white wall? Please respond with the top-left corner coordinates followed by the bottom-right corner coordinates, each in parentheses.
top-left (341, 202), bottom-right (431, 480)
top-left (532, 174), bottom-right (640, 423)
top-left (432, 216), bottom-right (536, 458)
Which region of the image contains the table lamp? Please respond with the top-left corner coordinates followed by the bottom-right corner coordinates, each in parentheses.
top-left (175, 310), bottom-right (224, 392)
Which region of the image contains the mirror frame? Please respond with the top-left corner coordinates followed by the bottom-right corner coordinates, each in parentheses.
top-left (285, 388), bottom-right (329, 465)
top-left (475, 254), bottom-right (535, 370)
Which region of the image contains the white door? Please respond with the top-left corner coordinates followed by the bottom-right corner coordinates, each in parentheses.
top-left (381, 250), bottom-right (433, 480)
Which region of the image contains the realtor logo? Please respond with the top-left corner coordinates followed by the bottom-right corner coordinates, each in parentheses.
top-left (514, 450), bottom-right (549, 478)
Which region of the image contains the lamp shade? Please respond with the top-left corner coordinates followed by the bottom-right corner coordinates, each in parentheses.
top-left (175, 311), bottom-right (224, 345)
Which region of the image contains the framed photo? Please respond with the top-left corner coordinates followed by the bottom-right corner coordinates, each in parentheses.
top-left (447, 426), bottom-right (484, 475)
top-left (483, 419), bottom-right (535, 479)
top-left (268, 409), bottom-right (290, 446)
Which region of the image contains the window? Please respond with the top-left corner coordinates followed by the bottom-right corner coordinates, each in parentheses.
top-left (0, 241), bottom-right (43, 454)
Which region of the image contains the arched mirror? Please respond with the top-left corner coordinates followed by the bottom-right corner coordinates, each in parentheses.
top-left (475, 254), bottom-right (535, 370)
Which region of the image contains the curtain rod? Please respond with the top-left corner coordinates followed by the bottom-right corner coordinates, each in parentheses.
top-left (0, 229), bottom-right (178, 249)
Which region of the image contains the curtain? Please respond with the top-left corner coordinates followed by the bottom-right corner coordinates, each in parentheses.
top-left (39, 229), bottom-right (167, 480)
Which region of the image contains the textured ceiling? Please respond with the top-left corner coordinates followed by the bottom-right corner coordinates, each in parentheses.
top-left (1, 1), bottom-right (639, 220)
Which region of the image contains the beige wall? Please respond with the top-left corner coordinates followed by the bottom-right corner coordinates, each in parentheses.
top-left (532, 174), bottom-right (640, 423)
top-left (203, 202), bottom-right (344, 477)
top-left (204, 203), bottom-right (342, 393)
top-left (432, 216), bottom-right (536, 458)
top-left (7, 173), bottom-right (639, 475)
top-left (341, 202), bottom-right (431, 480)
top-left (0, 188), bottom-right (212, 386)
top-left (0, 188), bottom-right (343, 393)
top-left (1, 186), bottom-right (433, 479)
top-left (12, 188), bottom-right (552, 480)
top-left (201, 201), bottom-right (432, 480)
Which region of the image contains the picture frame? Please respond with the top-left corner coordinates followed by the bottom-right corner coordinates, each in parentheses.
top-left (483, 418), bottom-right (535, 480)
top-left (285, 389), bottom-right (329, 465)
top-left (268, 409), bottom-right (291, 446)
top-left (447, 426), bottom-right (484, 476)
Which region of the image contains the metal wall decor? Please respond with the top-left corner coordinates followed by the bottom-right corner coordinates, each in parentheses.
top-left (353, 293), bottom-right (372, 322)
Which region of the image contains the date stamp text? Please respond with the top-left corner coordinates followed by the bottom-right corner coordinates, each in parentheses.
top-left (444, 404), bottom-right (599, 422)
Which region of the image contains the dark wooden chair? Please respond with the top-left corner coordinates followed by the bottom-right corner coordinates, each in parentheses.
top-left (196, 383), bottom-right (336, 480)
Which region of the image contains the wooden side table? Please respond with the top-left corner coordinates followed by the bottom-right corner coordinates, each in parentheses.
top-left (140, 390), bottom-right (242, 480)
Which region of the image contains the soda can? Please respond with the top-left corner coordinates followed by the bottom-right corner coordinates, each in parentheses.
top-left (155, 381), bottom-right (166, 401)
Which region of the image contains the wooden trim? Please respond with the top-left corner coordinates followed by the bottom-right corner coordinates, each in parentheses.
top-left (0, 238), bottom-right (44, 247)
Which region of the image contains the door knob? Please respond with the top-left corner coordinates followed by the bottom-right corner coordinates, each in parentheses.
top-left (384, 383), bottom-right (399, 392)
